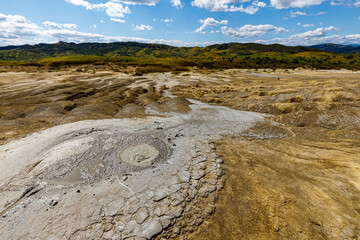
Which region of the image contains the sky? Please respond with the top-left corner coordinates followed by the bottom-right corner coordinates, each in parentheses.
top-left (0, 0), bottom-right (360, 47)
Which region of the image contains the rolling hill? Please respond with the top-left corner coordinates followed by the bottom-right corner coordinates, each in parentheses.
top-left (0, 41), bottom-right (322, 62)
top-left (310, 43), bottom-right (360, 54)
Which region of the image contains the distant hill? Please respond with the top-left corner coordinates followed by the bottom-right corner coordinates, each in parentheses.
top-left (310, 43), bottom-right (360, 54)
top-left (0, 41), bottom-right (322, 62)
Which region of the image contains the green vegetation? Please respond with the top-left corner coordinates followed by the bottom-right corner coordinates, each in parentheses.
top-left (1, 41), bottom-right (360, 70)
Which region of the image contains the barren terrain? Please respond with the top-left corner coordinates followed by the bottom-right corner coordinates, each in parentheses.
top-left (0, 68), bottom-right (359, 239)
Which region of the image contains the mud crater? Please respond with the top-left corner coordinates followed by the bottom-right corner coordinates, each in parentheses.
top-left (35, 133), bottom-right (169, 185)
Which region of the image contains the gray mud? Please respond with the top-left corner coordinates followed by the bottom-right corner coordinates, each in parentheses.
top-left (0, 99), bottom-right (267, 239)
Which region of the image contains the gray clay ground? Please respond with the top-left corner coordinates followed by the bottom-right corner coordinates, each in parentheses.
top-left (0, 99), bottom-right (267, 239)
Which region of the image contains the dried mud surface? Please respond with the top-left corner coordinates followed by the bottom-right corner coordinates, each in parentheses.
top-left (0, 69), bottom-right (360, 239)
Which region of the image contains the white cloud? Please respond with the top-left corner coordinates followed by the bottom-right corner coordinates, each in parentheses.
top-left (271, 0), bottom-right (323, 9)
top-left (100, 20), bottom-right (105, 23)
top-left (257, 26), bottom-right (342, 45)
top-left (43, 21), bottom-right (77, 29)
top-left (195, 17), bottom-right (228, 34)
top-left (355, 0), bottom-right (360, 6)
top-left (133, 24), bottom-right (153, 31)
top-left (170, 0), bottom-right (184, 8)
top-left (324, 26), bottom-right (340, 31)
top-left (0, 13), bottom-right (41, 39)
top-left (191, 0), bottom-right (261, 14)
top-left (1, 13), bottom-right (358, 48)
top-left (303, 24), bottom-right (315, 27)
top-left (104, 2), bottom-right (131, 18)
top-left (271, 0), bottom-right (350, 9)
top-left (297, 23), bottom-right (315, 27)
top-left (290, 11), bottom-right (307, 17)
top-left (221, 24), bottom-right (288, 39)
top-left (112, 0), bottom-right (159, 6)
top-left (316, 12), bottom-right (326, 15)
top-left (110, 18), bottom-right (126, 23)
top-left (161, 18), bottom-right (174, 23)
top-left (256, 1), bottom-right (267, 7)
top-left (65, 0), bottom-right (131, 21)
top-left (64, 0), bottom-right (94, 9)
top-left (0, 14), bottom-right (215, 47)
top-left (257, 34), bottom-right (360, 46)
top-left (330, 1), bottom-right (345, 6)
top-left (93, 24), bottom-right (97, 28)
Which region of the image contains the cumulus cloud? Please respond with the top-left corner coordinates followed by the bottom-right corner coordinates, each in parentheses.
top-left (256, 1), bottom-right (267, 7)
top-left (257, 26), bottom-right (343, 45)
top-left (316, 12), bottom-right (326, 15)
top-left (170, 0), bottom-right (184, 8)
top-left (221, 24), bottom-right (288, 39)
top-left (290, 11), bottom-right (307, 17)
top-left (355, 0), bottom-right (360, 6)
top-left (191, 0), bottom-right (264, 14)
top-left (43, 21), bottom-right (77, 29)
top-left (133, 24), bottom-right (153, 31)
top-left (0, 13), bottom-right (212, 47)
top-left (105, 2), bottom-right (131, 18)
top-left (0, 13), bottom-right (41, 39)
top-left (64, 0), bottom-right (94, 9)
top-left (65, 0), bottom-right (131, 22)
top-left (195, 17), bottom-right (228, 34)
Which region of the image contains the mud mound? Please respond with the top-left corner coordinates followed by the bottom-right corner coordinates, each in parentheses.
top-left (115, 104), bottom-right (146, 118)
top-left (25, 103), bottom-right (67, 118)
top-left (69, 102), bottom-right (119, 116)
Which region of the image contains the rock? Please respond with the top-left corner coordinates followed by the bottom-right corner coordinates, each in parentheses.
top-left (134, 208), bottom-right (149, 224)
top-left (160, 218), bottom-right (172, 229)
top-left (140, 220), bottom-right (163, 239)
top-left (201, 205), bottom-right (215, 219)
top-left (177, 170), bottom-right (190, 183)
top-left (123, 220), bottom-right (138, 236)
top-left (173, 205), bottom-right (184, 218)
top-left (192, 169), bottom-right (205, 180)
top-left (154, 188), bottom-right (167, 202)
top-left (103, 229), bottom-right (115, 239)
top-left (154, 205), bottom-right (169, 217)
top-left (115, 221), bottom-right (126, 232)
top-left (104, 223), bottom-right (113, 232)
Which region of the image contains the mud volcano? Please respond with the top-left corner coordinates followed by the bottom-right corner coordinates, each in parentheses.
top-left (35, 133), bottom-right (169, 185)
top-left (0, 100), bottom-right (265, 239)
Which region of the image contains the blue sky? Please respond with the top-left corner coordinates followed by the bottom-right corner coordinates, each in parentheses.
top-left (0, 0), bottom-right (360, 46)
